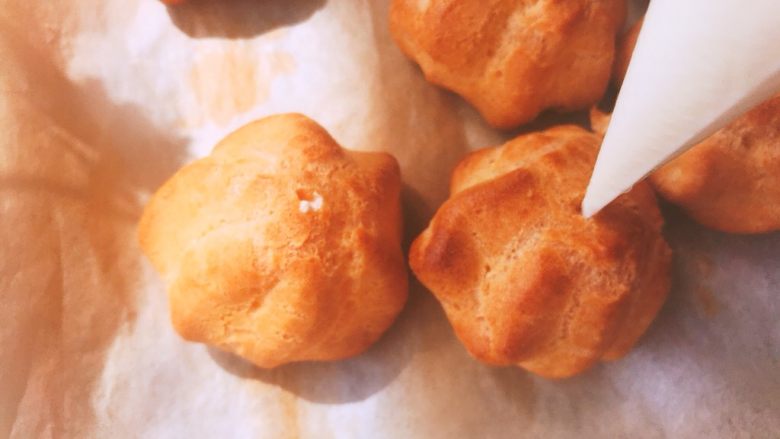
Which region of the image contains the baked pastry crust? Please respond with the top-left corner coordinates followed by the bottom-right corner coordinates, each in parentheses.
top-left (139, 114), bottom-right (408, 367)
top-left (410, 125), bottom-right (671, 378)
top-left (609, 20), bottom-right (780, 233)
top-left (651, 96), bottom-right (780, 233)
top-left (389, 0), bottom-right (626, 128)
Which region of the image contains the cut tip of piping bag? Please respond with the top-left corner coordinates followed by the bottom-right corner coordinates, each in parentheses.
top-left (580, 166), bottom-right (633, 219)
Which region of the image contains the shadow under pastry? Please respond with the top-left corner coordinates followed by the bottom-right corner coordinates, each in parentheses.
top-left (166, 0), bottom-right (326, 39)
top-left (206, 281), bottom-right (420, 404)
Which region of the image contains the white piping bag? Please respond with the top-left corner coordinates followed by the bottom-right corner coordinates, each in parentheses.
top-left (582, 0), bottom-right (780, 217)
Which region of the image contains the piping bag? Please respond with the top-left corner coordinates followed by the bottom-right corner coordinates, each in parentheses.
top-left (582, 0), bottom-right (780, 217)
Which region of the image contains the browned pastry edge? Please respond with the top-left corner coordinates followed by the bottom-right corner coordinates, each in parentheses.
top-left (612, 17), bottom-right (642, 88)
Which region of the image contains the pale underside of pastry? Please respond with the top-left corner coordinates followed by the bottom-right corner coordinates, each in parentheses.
top-left (410, 125), bottom-right (671, 378)
top-left (390, 0), bottom-right (626, 128)
top-left (138, 114), bottom-right (408, 368)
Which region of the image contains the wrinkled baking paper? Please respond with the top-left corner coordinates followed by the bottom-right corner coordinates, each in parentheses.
top-left (1, 0), bottom-right (778, 437)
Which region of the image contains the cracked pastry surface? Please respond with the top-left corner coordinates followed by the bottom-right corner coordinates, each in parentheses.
top-left (409, 125), bottom-right (671, 378)
top-left (138, 114), bottom-right (408, 368)
top-left (389, 0), bottom-right (626, 128)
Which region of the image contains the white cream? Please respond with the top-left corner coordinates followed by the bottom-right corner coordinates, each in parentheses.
top-left (298, 192), bottom-right (324, 213)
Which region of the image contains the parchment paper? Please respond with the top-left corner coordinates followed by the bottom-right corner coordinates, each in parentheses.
top-left (1, 1), bottom-right (778, 437)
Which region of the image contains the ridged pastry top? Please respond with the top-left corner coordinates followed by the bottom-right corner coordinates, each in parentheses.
top-left (410, 125), bottom-right (671, 378)
top-left (138, 114), bottom-right (408, 368)
top-left (390, 0), bottom-right (626, 128)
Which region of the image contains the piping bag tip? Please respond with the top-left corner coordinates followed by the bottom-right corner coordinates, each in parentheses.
top-left (580, 145), bottom-right (626, 218)
top-left (580, 195), bottom-right (597, 219)
top-left (580, 184), bottom-right (610, 219)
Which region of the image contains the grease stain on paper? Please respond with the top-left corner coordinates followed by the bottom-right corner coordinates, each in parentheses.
top-left (693, 286), bottom-right (720, 317)
top-left (278, 389), bottom-right (301, 439)
top-left (187, 44), bottom-right (296, 127)
top-left (689, 252), bottom-right (720, 317)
